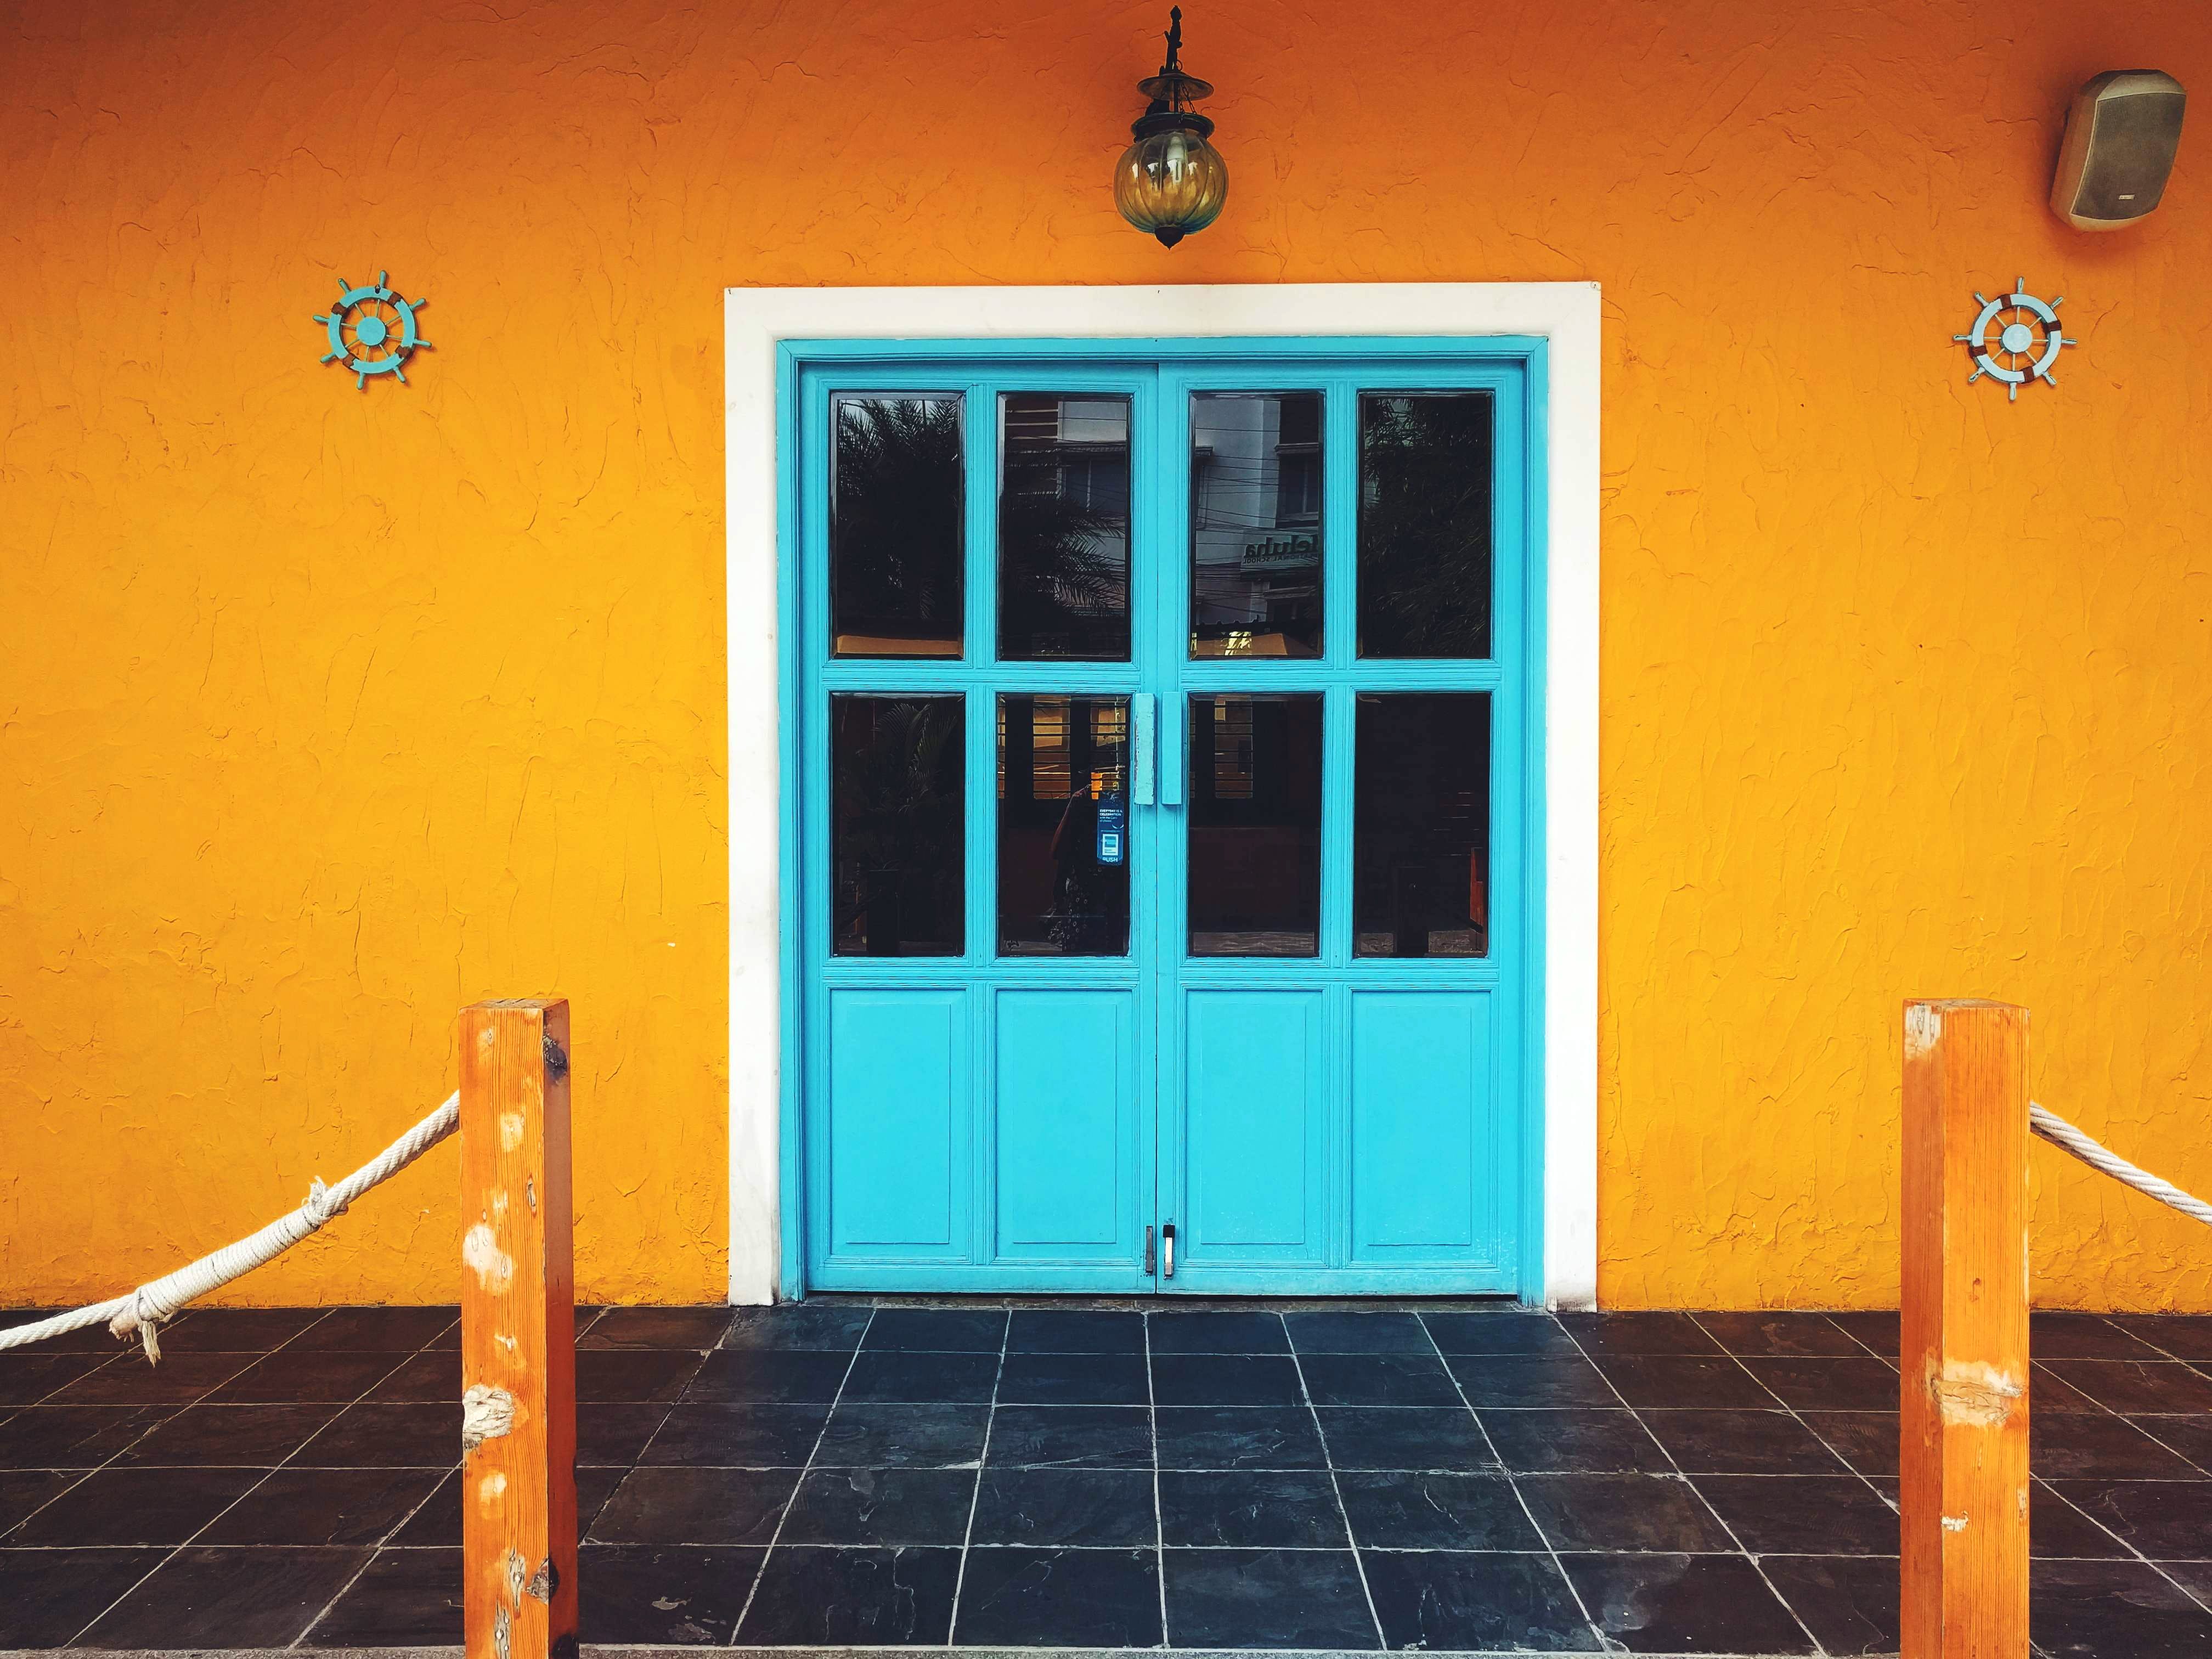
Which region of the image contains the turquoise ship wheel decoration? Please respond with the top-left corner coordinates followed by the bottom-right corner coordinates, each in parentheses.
top-left (1955, 278), bottom-right (2076, 403)
top-left (313, 271), bottom-right (431, 390)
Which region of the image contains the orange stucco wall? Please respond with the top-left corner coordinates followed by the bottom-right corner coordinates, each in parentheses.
top-left (3, 2), bottom-right (2207, 1310)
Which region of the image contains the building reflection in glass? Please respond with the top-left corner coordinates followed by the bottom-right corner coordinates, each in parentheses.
top-left (1189, 392), bottom-right (1324, 658)
top-left (997, 695), bottom-right (1131, 955)
top-left (1187, 693), bottom-right (1322, 955)
top-left (1000, 396), bottom-right (1132, 661)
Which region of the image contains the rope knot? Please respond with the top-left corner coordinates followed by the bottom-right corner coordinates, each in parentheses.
top-left (303, 1176), bottom-right (349, 1227)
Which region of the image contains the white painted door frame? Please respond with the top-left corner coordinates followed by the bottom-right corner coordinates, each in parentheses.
top-left (724, 283), bottom-right (1601, 1308)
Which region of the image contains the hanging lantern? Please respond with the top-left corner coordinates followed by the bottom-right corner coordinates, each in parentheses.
top-left (1114, 8), bottom-right (1228, 248)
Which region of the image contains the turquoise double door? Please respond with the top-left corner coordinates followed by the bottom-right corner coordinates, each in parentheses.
top-left (789, 338), bottom-right (1542, 1297)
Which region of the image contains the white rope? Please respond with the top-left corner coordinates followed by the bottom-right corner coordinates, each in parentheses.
top-left (2030, 1102), bottom-right (2212, 1228)
top-left (0, 1093), bottom-right (459, 1362)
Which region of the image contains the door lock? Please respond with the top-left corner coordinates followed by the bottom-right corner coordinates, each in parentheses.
top-left (1162, 1222), bottom-right (1176, 1279)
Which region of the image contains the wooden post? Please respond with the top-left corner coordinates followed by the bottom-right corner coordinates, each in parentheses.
top-left (460, 1000), bottom-right (578, 1659)
top-left (1901, 999), bottom-right (2030, 1659)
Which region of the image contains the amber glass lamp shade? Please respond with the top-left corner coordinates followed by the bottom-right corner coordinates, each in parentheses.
top-left (1115, 118), bottom-right (1229, 247)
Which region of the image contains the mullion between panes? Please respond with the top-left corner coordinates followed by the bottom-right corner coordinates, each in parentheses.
top-left (1323, 377), bottom-right (1359, 670)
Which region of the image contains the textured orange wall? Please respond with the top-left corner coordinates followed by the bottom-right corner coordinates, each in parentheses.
top-left (2, 1), bottom-right (2207, 1310)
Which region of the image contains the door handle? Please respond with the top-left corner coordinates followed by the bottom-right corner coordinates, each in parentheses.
top-left (1161, 696), bottom-right (1183, 806)
top-left (1162, 1222), bottom-right (1176, 1279)
top-left (1132, 694), bottom-right (1155, 806)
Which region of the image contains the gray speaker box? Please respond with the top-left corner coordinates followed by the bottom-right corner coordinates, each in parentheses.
top-left (2051, 70), bottom-right (2187, 230)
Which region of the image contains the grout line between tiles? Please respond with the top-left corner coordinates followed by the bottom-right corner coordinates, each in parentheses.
top-left (1416, 1310), bottom-right (1612, 1655)
top-left (1557, 1318), bottom-right (1830, 1658)
top-left (1145, 1311), bottom-right (1169, 1648)
top-left (1281, 1314), bottom-right (1386, 1652)
top-left (726, 1305), bottom-right (878, 1645)
top-left (944, 1310), bottom-right (1012, 1645)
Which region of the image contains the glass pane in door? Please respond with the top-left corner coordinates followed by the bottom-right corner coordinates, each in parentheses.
top-left (1187, 693), bottom-right (1322, 956)
top-left (1357, 392), bottom-right (1494, 658)
top-left (831, 695), bottom-right (965, 955)
top-left (1189, 392), bottom-right (1324, 658)
top-left (998, 395), bottom-right (1132, 661)
top-left (1354, 693), bottom-right (1491, 957)
top-left (831, 395), bottom-right (965, 657)
top-left (997, 695), bottom-right (1132, 956)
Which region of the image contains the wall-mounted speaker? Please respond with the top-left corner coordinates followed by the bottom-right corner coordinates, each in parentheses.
top-left (2051, 70), bottom-right (2187, 230)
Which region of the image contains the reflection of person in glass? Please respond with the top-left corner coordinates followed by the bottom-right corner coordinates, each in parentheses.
top-left (1047, 783), bottom-right (1110, 953)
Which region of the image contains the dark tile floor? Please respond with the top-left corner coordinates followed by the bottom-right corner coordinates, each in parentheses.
top-left (1, 1303), bottom-right (2208, 1654)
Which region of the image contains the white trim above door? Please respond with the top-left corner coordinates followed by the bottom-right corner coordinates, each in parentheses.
top-left (725, 283), bottom-right (1601, 1309)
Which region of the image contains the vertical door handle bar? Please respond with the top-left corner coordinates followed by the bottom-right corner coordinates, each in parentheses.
top-left (1132, 693), bottom-right (1155, 806)
top-left (1163, 1222), bottom-right (1176, 1278)
top-left (1161, 695), bottom-right (1183, 806)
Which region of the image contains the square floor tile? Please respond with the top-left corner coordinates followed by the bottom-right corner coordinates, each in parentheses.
top-left (77, 1543), bottom-right (369, 1647)
top-left (578, 1543), bottom-right (763, 1644)
top-left (2046, 1478), bottom-right (2212, 1559)
top-left (2042, 1360), bottom-right (2212, 1415)
top-left (286, 1306), bottom-right (455, 1352)
top-left (1284, 1311), bottom-right (1434, 1354)
top-left (1163, 1546), bottom-right (1379, 1649)
top-left (1423, 1311), bottom-right (1582, 1358)
top-left (292, 1401), bottom-right (458, 1467)
top-left (10, 1464), bottom-right (264, 1544)
top-left (987, 1405), bottom-right (1153, 1469)
top-left (2032, 1481), bottom-right (2133, 1559)
top-left (1562, 1551), bottom-right (1816, 1654)
top-left (816, 1401), bottom-right (989, 1468)
top-left (955, 1544), bottom-right (1163, 1646)
top-left (645, 1402), bottom-right (827, 1467)
top-left (1695, 1311), bottom-right (1867, 1357)
top-left (1156, 1406), bottom-right (1327, 1470)
top-left (1801, 1412), bottom-right (1899, 1477)
top-left (575, 1347), bottom-right (706, 1403)
top-left (2033, 1313), bottom-right (2168, 1359)
top-left (202, 1348), bottom-right (402, 1403)
top-left (579, 1305), bottom-right (735, 1350)
top-left (2136, 1415), bottom-right (2212, 1474)
top-left (2033, 1411), bottom-right (2202, 1479)
top-left (1362, 1549), bottom-right (1595, 1652)
top-left (2032, 1558), bottom-right (2212, 1657)
top-left (723, 1303), bottom-right (874, 1352)
top-left (684, 1348), bottom-right (851, 1404)
top-left (842, 1349), bottom-right (1000, 1404)
top-left (575, 1402), bottom-right (674, 1466)
top-left (997, 1350), bottom-right (1148, 1405)
top-left (1007, 1310), bottom-right (1144, 1355)
top-left (1479, 1408), bottom-right (1668, 1474)
top-left (1826, 1311), bottom-right (1901, 1357)
top-left (1338, 1469), bottom-right (1541, 1549)
top-left (1299, 1351), bottom-right (1462, 1407)
top-left (738, 1544), bottom-right (960, 1644)
top-left (199, 1465), bottom-right (444, 1545)
top-left (1, 1467), bottom-right (79, 1532)
top-left (0, 1405), bottom-right (172, 1468)
top-left (1318, 1406), bottom-right (1497, 1472)
top-left (1595, 1352), bottom-right (1776, 1409)
top-left (0, 1545), bottom-right (168, 1646)
top-left (362, 1348), bottom-right (460, 1402)
top-left (1159, 1468), bottom-right (1348, 1547)
top-left (1695, 1474), bottom-right (1899, 1555)
top-left (862, 1308), bottom-right (1008, 1353)
top-left (304, 1545), bottom-right (460, 1645)
top-left (46, 1352), bottom-right (249, 1406)
top-left (1516, 1471), bottom-right (1736, 1553)
top-left (1760, 1553), bottom-right (1899, 1655)
top-left (1147, 1311), bottom-right (1290, 1355)
top-left (2111, 1316), bottom-right (2212, 1363)
top-left (1153, 1352), bottom-right (1303, 1407)
top-left (590, 1465), bottom-right (799, 1546)
top-left (1743, 1356), bottom-right (1902, 1411)
top-left (113, 1401), bottom-right (339, 1466)
top-left (781, 1466), bottom-right (977, 1546)
top-left (1448, 1352), bottom-right (1618, 1408)
top-left (1641, 1408), bottom-right (1852, 1474)
top-left (1559, 1312), bottom-right (1724, 1357)
top-left (151, 1309), bottom-right (328, 1353)
top-left (969, 1466), bottom-right (1156, 1547)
